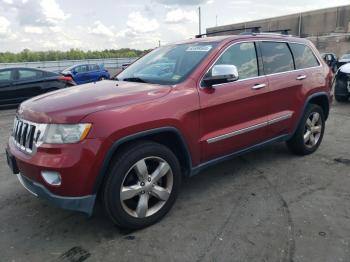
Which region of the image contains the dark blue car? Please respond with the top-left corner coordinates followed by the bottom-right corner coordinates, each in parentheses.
top-left (61, 64), bottom-right (110, 85)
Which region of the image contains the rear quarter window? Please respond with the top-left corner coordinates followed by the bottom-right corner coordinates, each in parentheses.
top-left (290, 43), bottom-right (320, 69)
top-left (260, 42), bottom-right (294, 74)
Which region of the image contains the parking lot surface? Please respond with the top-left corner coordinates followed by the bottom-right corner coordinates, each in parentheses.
top-left (0, 103), bottom-right (349, 262)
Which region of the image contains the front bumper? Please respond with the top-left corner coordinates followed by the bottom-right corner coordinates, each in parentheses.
top-left (17, 173), bottom-right (96, 215)
top-left (6, 135), bottom-right (112, 215)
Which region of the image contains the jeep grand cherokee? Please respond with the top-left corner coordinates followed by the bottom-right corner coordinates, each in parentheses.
top-left (6, 33), bottom-right (333, 229)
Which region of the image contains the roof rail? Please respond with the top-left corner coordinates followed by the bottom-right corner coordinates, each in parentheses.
top-left (264, 29), bottom-right (291, 35)
top-left (195, 26), bottom-right (261, 38)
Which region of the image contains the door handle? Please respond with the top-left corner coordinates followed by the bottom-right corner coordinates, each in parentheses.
top-left (296, 75), bottom-right (307, 80)
top-left (252, 83), bottom-right (266, 90)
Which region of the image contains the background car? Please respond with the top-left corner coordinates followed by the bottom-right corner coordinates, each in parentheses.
top-left (337, 54), bottom-right (350, 68)
top-left (61, 64), bottom-right (110, 85)
top-left (334, 63), bottom-right (350, 102)
top-left (321, 52), bottom-right (338, 72)
top-left (0, 67), bottom-right (75, 107)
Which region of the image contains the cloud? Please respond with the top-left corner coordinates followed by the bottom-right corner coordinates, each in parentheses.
top-left (40, 0), bottom-right (68, 24)
top-left (24, 26), bottom-right (43, 34)
top-left (2, 0), bottom-right (69, 27)
top-left (0, 16), bottom-right (11, 36)
top-left (89, 21), bottom-right (114, 37)
top-left (165, 8), bottom-right (197, 23)
top-left (126, 11), bottom-right (159, 33)
top-left (155, 0), bottom-right (209, 5)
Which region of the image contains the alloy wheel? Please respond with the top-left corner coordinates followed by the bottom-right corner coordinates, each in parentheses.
top-left (120, 157), bottom-right (173, 218)
top-left (303, 112), bottom-right (323, 148)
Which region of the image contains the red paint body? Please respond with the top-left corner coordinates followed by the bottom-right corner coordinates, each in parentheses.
top-left (7, 35), bottom-right (333, 198)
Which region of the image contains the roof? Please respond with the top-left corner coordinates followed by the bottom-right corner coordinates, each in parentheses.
top-left (0, 67), bottom-right (52, 72)
top-left (169, 33), bottom-right (309, 46)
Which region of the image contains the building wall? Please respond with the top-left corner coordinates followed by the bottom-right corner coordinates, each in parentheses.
top-left (206, 5), bottom-right (350, 37)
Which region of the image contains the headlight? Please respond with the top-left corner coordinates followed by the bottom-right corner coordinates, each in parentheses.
top-left (43, 123), bottom-right (92, 144)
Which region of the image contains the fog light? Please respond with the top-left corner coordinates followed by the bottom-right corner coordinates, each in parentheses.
top-left (41, 171), bottom-right (61, 186)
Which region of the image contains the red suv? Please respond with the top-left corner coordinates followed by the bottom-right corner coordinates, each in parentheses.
top-left (6, 34), bottom-right (332, 229)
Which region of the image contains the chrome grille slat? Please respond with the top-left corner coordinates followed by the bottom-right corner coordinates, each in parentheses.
top-left (12, 117), bottom-right (47, 155)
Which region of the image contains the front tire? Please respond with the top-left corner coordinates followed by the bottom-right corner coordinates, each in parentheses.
top-left (287, 104), bottom-right (325, 155)
top-left (103, 141), bottom-right (181, 229)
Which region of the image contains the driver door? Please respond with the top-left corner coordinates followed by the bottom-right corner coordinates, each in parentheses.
top-left (198, 41), bottom-right (271, 162)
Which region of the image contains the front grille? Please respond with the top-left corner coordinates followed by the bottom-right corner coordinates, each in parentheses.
top-left (12, 118), bottom-right (46, 154)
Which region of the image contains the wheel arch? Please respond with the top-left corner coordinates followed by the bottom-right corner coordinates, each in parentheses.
top-left (93, 127), bottom-right (193, 194)
top-left (291, 92), bottom-right (330, 138)
top-left (308, 93), bottom-right (330, 120)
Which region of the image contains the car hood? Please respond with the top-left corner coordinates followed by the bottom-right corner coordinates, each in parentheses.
top-left (19, 80), bottom-right (171, 123)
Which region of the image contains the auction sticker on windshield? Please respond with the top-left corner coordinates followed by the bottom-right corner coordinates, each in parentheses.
top-left (186, 45), bottom-right (212, 52)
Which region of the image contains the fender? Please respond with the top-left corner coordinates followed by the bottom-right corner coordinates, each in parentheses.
top-left (93, 126), bottom-right (193, 193)
top-left (288, 91), bottom-right (330, 139)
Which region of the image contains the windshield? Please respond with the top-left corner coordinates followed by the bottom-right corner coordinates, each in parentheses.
top-left (117, 42), bottom-right (217, 85)
top-left (341, 54), bottom-right (350, 60)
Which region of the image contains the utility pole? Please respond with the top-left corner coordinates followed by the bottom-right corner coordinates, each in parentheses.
top-left (158, 40), bottom-right (161, 47)
top-left (198, 7), bottom-right (202, 35)
top-left (216, 15), bottom-right (218, 26)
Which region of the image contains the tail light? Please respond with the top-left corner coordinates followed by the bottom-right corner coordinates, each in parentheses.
top-left (58, 75), bottom-right (73, 82)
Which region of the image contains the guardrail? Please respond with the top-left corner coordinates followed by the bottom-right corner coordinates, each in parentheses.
top-left (0, 57), bottom-right (138, 72)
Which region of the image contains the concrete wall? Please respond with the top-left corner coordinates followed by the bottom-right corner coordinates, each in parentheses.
top-left (206, 5), bottom-right (350, 37)
top-left (308, 34), bottom-right (350, 57)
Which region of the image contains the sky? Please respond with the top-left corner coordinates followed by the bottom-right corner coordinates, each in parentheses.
top-left (0, 0), bottom-right (349, 52)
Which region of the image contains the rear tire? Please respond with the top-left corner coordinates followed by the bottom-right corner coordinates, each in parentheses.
top-left (287, 104), bottom-right (325, 155)
top-left (103, 141), bottom-right (181, 229)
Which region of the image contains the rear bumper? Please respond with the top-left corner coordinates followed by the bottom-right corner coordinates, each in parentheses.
top-left (17, 173), bottom-right (96, 215)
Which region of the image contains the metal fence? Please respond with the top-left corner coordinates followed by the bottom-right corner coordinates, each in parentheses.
top-left (0, 57), bottom-right (138, 72)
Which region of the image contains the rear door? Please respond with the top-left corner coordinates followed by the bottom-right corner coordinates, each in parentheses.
top-left (74, 65), bottom-right (90, 84)
top-left (0, 69), bottom-right (16, 105)
top-left (89, 64), bottom-right (101, 82)
top-left (12, 69), bottom-right (45, 101)
top-left (198, 41), bottom-right (270, 162)
top-left (258, 41), bottom-right (305, 138)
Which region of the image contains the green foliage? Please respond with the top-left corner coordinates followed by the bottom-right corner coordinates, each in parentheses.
top-left (0, 48), bottom-right (150, 63)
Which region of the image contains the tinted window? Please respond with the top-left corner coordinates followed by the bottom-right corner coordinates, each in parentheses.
top-left (75, 65), bottom-right (89, 73)
top-left (260, 42), bottom-right (294, 74)
top-left (89, 64), bottom-right (100, 71)
top-left (18, 69), bottom-right (43, 80)
top-left (290, 43), bottom-right (320, 69)
top-left (208, 42), bottom-right (258, 80)
top-left (0, 70), bottom-right (12, 81)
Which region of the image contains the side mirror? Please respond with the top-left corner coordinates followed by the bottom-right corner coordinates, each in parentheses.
top-left (203, 64), bottom-right (239, 87)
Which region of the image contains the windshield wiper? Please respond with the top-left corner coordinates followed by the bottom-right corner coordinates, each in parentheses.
top-left (121, 77), bottom-right (148, 83)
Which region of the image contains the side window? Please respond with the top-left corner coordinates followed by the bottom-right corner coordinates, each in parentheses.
top-left (89, 64), bottom-right (99, 71)
top-left (290, 43), bottom-right (320, 69)
top-left (0, 70), bottom-right (12, 81)
top-left (18, 70), bottom-right (42, 80)
top-left (75, 65), bottom-right (89, 73)
top-left (207, 42), bottom-right (259, 80)
top-left (260, 42), bottom-right (294, 74)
